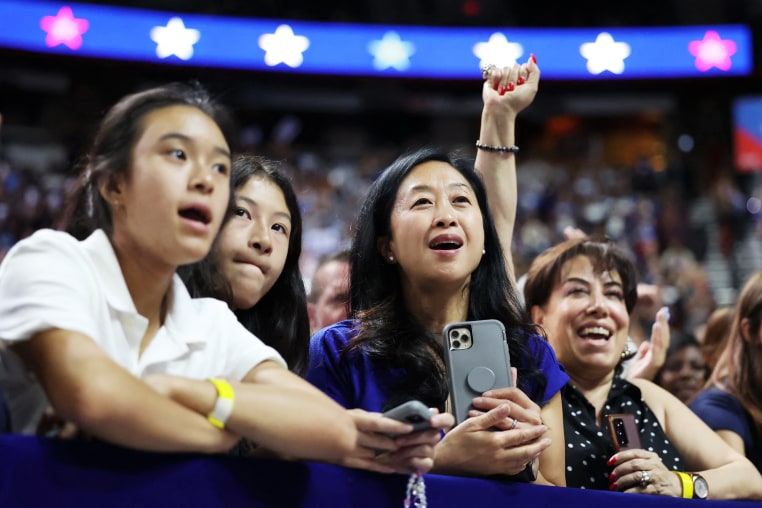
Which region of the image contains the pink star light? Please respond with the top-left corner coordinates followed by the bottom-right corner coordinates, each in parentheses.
top-left (688, 30), bottom-right (736, 72)
top-left (40, 7), bottom-right (89, 50)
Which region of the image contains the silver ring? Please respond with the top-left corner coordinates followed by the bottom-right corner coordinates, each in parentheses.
top-left (509, 417), bottom-right (519, 430)
top-left (481, 63), bottom-right (496, 79)
top-left (639, 470), bottom-right (652, 488)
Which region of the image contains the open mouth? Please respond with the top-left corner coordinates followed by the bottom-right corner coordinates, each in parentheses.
top-left (428, 236), bottom-right (463, 251)
top-left (179, 206), bottom-right (211, 225)
top-left (577, 326), bottom-right (612, 341)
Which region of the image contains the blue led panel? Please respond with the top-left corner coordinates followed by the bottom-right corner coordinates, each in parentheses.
top-left (0, 0), bottom-right (753, 80)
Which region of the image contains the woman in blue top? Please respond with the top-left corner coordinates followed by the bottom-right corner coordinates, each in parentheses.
top-left (180, 155), bottom-right (450, 474)
top-left (691, 270), bottom-right (762, 473)
top-left (308, 54), bottom-right (569, 485)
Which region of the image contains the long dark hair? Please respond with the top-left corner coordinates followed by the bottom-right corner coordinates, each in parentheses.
top-left (708, 270), bottom-right (762, 436)
top-left (180, 155), bottom-right (310, 375)
top-left (347, 147), bottom-right (545, 411)
top-left (61, 82), bottom-right (235, 239)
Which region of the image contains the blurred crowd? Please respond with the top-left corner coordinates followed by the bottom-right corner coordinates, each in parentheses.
top-left (1, 120), bottom-right (761, 344)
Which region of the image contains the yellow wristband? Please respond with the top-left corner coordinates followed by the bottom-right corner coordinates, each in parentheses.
top-left (207, 378), bottom-right (235, 429)
top-left (674, 471), bottom-right (693, 499)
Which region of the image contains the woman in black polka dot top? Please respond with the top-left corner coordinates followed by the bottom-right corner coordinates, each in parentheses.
top-left (522, 237), bottom-right (762, 500)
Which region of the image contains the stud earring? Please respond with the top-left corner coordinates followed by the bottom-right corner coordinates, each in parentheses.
top-left (482, 248), bottom-right (486, 255)
top-left (388, 255), bottom-right (395, 263)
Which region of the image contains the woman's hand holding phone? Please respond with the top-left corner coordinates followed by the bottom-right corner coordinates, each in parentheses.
top-left (605, 413), bottom-right (681, 495)
top-left (433, 368), bottom-right (550, 479)
top-left (433, 404), bottom-right (550, 477)
top-left (607, 447), bottom-right (682, 495)
top-left (469, 367), bottom-right (544, 430)
top-left (341, 407), bottom-right (452, 474)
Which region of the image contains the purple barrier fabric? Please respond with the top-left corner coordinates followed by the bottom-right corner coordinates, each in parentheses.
top-left (0, 435), bottom-right (759, 507)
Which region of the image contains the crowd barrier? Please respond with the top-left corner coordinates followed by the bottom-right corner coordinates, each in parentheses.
top-left (1, 435), bottom-right (759, 507)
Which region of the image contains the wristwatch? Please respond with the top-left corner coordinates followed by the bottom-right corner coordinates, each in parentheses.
top-left (691, 473), bottom-right (709, 499)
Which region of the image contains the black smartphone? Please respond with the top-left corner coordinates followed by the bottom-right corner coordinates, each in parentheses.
top-left (443, 319), bottom-right (512, 425)
top-left (382, 400), bottom-right (433, 433)
top-left (606, 413), bottom-right (642, 452)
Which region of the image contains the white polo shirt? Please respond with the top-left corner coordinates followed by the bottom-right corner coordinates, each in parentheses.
top-left (0, 229), bottom-right (285, 434)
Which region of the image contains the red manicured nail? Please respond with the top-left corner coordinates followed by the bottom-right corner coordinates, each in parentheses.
top-left (507, 82), bottom-right (515, 91)
top-left (517, 76), bottom-right (525, 85)
top-left (498, 86), bottom-right (506, 95)
top-left (531, 53), bottom-right (537, 64)
top-left (607, 457), bottom-right (616, 466)
top-left (609, 473), bottom-right (616, 482)
top-left (609, 483), bottom-right (618, 491)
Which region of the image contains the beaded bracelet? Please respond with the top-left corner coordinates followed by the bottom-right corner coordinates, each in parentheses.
top-left (475, 140), bottom-right (520, 153)
top-left (404, 472), bottom-right (427, 508)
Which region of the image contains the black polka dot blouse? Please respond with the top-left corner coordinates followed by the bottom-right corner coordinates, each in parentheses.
top-left (562, 377), bottom-right (684, 490)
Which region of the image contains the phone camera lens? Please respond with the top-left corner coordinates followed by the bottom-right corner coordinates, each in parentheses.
top-left (612, 419), bottom-right (628, 445)
top-left (451, 330), bottom-right (460, 339)
top-left (452, 340), bottom-right (461, 348)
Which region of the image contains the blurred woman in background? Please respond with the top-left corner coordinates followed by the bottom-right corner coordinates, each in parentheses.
top-left (691, 271), bottom-right (762, 473)
top-left (654, 332), bottom-right (707, 405)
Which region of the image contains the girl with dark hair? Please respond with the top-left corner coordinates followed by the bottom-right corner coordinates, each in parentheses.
top-left (307, 55), bottom-right (569, 484)
top-left (524, 237), bottom-right (762, 499)
top-left (0, 83), bottom-right (358, 463)
top-left (180, 155), bottom-right (310, 375)
top-left (691, 270), bottom-right (762, 473)
top-left (182, 155), bottom-right (450, 474)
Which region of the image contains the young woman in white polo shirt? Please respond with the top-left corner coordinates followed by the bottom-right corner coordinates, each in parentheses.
top-left (0, 83), bottom-right (359, 463)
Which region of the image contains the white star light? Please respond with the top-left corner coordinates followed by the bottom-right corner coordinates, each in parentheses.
top-left (580, 32), bottom-right (631, 75)
top-left (473, 33), bottom-right (523, 69)
top-left (368, 31), bottom-right (415, 71)
top-left (150, 17), bottom-right (200, 60)
top-left (258, 25), bottom-right (310, 68)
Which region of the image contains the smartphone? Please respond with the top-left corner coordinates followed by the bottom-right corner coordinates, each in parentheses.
top-left (382, 400), bottom-right (433, 433)
top-left (606, 413), bottom-right (642, 452)
top-left (443, 319), bottom-right (512, 425)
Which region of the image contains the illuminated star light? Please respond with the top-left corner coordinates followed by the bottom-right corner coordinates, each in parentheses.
top-left (689, 30), bottom-right (737, 72)
top-left (259, 25), bottom-right (310, 68)
top-left (368, 31), bottom-right (415, 71)
top-left (580, 32), bottom-right (631, 75)
top-left (150, 17), bottom-right (200, 60)
top-left (473, 33), bottom-right (523, 70)
top-left (40, 7), bottom-right (89, 50)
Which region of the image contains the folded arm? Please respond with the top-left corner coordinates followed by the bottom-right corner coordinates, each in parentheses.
top-left (13, 328), bottom-right (238, 453)
top-left (147, 362), bottom-right (358, 465)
